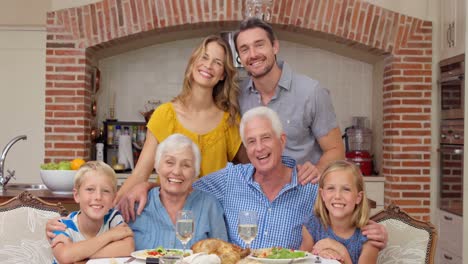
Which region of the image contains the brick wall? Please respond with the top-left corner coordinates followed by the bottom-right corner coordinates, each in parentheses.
top-left (45, 0), bottom-right (432, 220)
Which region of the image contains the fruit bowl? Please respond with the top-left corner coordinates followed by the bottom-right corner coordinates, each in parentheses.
top-left (39, 170), bottom-right (76, 194)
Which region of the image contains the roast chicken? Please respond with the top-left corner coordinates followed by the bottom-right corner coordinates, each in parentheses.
top-left (191, 238), bottom-right (251, 264)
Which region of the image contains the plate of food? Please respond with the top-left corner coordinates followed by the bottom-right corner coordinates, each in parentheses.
top-left (131, 246), bottom-right (192, 260)
top-left (247, 247), bottom-right (313, 263)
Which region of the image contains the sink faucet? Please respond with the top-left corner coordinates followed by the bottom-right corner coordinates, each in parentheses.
top-left (0, 135), bottom-right (27, 191)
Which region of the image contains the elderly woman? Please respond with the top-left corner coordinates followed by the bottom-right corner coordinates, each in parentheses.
top-left (129, 133), bottom-right (228, 250)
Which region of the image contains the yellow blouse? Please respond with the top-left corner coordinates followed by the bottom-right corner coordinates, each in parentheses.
top-left (147, 102), bottom-right (242, 177)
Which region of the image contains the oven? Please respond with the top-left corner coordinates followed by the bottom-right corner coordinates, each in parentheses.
top-left (439, 119), bottom-right (464, 216)
top-left (440, 54), bottom-right (464, 119)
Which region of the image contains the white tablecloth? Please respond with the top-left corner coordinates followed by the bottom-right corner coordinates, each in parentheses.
top-left (86, 255), bottom-right (341, 264)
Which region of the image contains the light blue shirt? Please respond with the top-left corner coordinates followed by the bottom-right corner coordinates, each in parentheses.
top-left (239, 61), bottom-right (338, 165)
top-left (193, 156), bottom-right (318, 249)
top-left (129, 188), bottom-right (228, 250)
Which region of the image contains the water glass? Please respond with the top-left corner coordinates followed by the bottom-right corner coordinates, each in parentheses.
top-left (238, 210), bottom-right (258, 248)
top-left (176, 210), bottom-right (194, 255)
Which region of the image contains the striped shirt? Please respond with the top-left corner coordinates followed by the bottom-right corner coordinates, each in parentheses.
top-left (193, 156), bottom-right (318, 249)
top-left (52, 209), bottom-right (124, 264)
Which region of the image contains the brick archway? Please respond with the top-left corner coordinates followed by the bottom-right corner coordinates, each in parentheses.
top-left (45, 0), bottom-right (432, 219)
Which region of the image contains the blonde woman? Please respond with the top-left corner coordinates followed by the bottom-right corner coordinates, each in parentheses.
top-left (115, 35), bottom-right (248, 220)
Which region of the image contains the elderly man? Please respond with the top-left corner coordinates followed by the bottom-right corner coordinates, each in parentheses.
top-left (193, 106), bottom-right (318, 248)
top-left (191, 106), bottom-right (386, 249)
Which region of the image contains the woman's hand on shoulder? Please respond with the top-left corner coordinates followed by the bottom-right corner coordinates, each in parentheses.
top-left (116, 181), bottom-right (155, 222)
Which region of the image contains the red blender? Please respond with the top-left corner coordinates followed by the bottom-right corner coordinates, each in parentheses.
top-left (343, 117), bottom-right (373, 176)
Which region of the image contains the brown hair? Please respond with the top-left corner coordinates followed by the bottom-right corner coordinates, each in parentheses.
top-left (233, 17), bottom-right (276, 54)
top-left (174, 35), bottom-right (240, 125)
top-left (314, 160), bottom-right (370, 229)
top-left (74, 161), bottom-right (117, 193)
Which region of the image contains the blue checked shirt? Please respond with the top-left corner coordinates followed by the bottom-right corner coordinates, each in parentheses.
top-left (193, 156), bottom-right (318, 249)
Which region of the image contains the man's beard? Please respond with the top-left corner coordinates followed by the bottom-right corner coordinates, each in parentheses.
top-left (247, 59), bottom-right (274, 78)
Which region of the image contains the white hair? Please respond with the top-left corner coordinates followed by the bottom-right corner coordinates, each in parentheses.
top-left (154, 134), bottom-right (201, 178)
top-left (239, 106), bottom-right (283, 144)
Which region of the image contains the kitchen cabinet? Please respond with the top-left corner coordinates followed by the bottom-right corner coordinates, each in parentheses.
top-left (364, 176), bottom-right (384, 216)
top-left (440, 0), bottom-right (465, 60)
top-left (437, 210), bottom-right (463, 263)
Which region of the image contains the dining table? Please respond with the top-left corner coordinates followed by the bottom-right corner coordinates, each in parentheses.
top-left (76, 255), bottom-right (342, 263)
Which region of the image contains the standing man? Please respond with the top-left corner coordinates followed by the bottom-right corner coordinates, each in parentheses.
top-left (233, 18), bottom-right (345, 184)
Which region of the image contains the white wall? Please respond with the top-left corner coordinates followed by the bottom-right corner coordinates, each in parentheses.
top-left (0, 29), bottom-right (46, 183)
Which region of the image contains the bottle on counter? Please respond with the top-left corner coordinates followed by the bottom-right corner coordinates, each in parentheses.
top-left (96, 143), bottom-right (104, 162)
top-left (114, 125), bottom-right (121, 145)
top-left (123, 126), bottom-right (130, 136)
top-left (132, 125), bottom-right (138, 142)
top-left (138, 125), bottom-right (146, 144)
top-left (107, 125), bottom-right (114, 145)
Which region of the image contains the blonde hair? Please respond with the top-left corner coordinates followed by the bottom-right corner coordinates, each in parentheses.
top-left (314, 160), bottom-right (370, 229)
top-left (173, 35), bottom-right (240, 125)
top-left (74, 161), bottom-right (117, 192)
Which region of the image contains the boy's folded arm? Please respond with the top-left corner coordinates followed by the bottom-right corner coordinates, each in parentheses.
top-left (90, 235), bottom-right (135, 259)
top-left (52, 231), bottom-right (117, 263)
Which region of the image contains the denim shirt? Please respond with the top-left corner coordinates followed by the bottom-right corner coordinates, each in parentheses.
top-left (129, 188), bottom-right (228, 250)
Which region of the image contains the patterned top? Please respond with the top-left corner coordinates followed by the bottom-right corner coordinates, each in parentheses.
top-left (304, 214), bottom-right (368, 264)
top-left (239, 61), bottom-right (338, 165)
top-left (147, 102), bottom-right (242, 177)
top-left (129, 188), bottom-right (228, 250)
top-left (52, 209), bottom-right (124, 264)
top-left (193, 156), bottom-right (318, 249)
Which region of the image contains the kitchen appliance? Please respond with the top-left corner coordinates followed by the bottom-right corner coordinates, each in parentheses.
top-left (438, 55), bottom-right (464, 216)
top-left (440, 54), bottom-right (464, 119)
top-left (343, 117), bottom-right (373, 176)
top-left (439, 119), bottom-right (464, 216)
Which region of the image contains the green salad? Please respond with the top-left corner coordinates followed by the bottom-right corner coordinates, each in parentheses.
top-left (254, 247), bottom-right (306, 259)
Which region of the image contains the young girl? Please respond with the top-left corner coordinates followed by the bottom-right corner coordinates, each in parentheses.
top-left (300, 160), bottom-right (379, 264)
top-left (51, 161), bottom-right (134, 263)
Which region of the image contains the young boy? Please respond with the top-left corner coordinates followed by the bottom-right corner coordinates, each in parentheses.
top-left (51, 161), bottom-right (134, 263)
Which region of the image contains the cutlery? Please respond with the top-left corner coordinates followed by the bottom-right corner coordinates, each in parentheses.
top-left (123, 256), bottom-right (136, 263)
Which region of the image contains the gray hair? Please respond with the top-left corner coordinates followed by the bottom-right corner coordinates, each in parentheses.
top-left (239, 106), bottom-right (283, 144)
top-left (155, 133), bottom-right (201, 178)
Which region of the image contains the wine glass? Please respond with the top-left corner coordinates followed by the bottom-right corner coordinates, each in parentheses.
top-left (176, 210), bottom-right (194, 255)
top-left (238, 210), bottom-right (258, 249)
